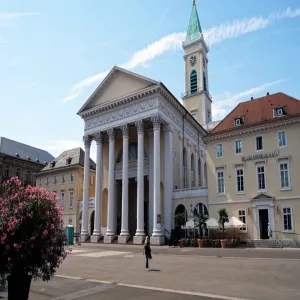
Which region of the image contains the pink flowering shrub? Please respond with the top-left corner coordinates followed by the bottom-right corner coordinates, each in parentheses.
top-left (0, 177), bottom-right (70, 285)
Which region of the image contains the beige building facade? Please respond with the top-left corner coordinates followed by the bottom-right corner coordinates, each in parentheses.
top-left (204, 93), bottom-right (300, 246)
top-left (35, 147), bottom-right (96, 234)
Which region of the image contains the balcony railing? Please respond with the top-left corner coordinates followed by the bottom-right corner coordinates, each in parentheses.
top-left (181, 88), bottom-right (212, 100)
top-left (173, 187), bottom-right (208, 199)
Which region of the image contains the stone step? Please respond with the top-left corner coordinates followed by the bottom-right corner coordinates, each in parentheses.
top-left (249, 240), bottom-right (283, 248)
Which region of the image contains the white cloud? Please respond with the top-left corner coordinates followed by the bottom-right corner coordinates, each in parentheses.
top-left (0, 12), bottom-right (40, 24)
top-left (63, 7), bottom-right (300, 103)
top-left (41, 139), bottom-right (97, 162)
top-left (212, 79), bottom-right (286, 120)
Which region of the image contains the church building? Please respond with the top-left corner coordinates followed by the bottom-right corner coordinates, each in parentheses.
top-left (77, 1), bottom-right (210, 245)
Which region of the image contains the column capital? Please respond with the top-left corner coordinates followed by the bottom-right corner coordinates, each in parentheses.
top-left (163, 124), bottom-right (173, 132)
top-left (83, 135), bottom-right (92, 148)
top-left (178, 132), bottom-right (183, 140)
top-left (187, 140), bottom-right (192, 147)
top-left (107, 128), bottom-right (115, 141)
top-left (120, 124), bottom-right (129, 138)
top-left (94, 132), bottom-right (103, 145)
top-left (135, 120), bottom-right (144, 134)
top-left (151, 115), bottom-right (161, 130)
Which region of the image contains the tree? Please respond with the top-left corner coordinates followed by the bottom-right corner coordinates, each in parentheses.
top-left (218, 208), bottom-right (229, 238)
top-left (174, 212), bottom-right (185, 229)
top-left (194, 210), bottom-right (208, 239)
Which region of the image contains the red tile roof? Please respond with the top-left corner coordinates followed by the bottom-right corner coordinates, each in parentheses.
top-left (209, 92), bottom-right (300, 135)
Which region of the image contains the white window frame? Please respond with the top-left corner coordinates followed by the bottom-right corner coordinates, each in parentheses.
top-left (255, 136), bottom-right (264, 152)
top-left (190, 110), bottom-right (198, 120)
top-left (60, 191), bottom-right (65, 208)
top-left (235, 118), bottom-right (242, 126)
top-left (70, 173), bottom-right (74, 182)
top-left (235, 139), bottom-right (243, 155)
top-left (277, 130), bottom-right (287, 148)
top-left (216, 169), bottom-right (225, 195)
top-left (46, 177), bottom-right (49, 185)
top-left (69, 190), bottom-right (74, 208)
top-left (282, 206), bottom-right (293, 232)
top-left (238, 209), bottom-right (247, 232)
top-left (236, 168), bottom-right (245, 193)
top-left (39, 178), bottom-right (42, 186)
top-left (256, 164), bottom-right (267, 192)
top-left (215, 143), bottom-right (223, 158)
top-left (276, 108), bottom-right (283, 116)
top-left (54, 176), bottom-right (57, 184)
top-left (278, 161), bottom-right (291, 190)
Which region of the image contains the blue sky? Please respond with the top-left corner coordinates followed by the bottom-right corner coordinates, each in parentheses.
top-left (1, 0), bottom-right (300, 160)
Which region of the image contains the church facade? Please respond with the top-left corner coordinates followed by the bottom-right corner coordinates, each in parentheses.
top-left (78, 1), bottom-right (210, 245)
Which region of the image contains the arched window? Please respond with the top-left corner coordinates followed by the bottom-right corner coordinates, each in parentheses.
top-left (116, 142), bottom-right (148, 163)
top-left (191, 153), bottom-right (195, 187)
top-left (198, 158), bottom-right (201, 186)
top-left (203, 72), bottom-right (207, 91)
top-left (183, 147), bottom-right (187, 188)
top-left (190, 70), bottom-right (198, 94)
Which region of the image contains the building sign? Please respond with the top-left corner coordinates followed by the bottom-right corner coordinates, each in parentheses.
top-left (78, 198), bottom-right (95, 208)
top-left (242, 149), bottom-right (279, 162)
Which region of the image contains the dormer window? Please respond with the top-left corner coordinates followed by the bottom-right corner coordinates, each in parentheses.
top-left (274, 107), bottom-right (285, 117)
top-left (66, 157), bottom-right (72, 165)
top-left (50, 160), bottom-right (56, 168)
top-left (234, 117), bottom-right (244, 127)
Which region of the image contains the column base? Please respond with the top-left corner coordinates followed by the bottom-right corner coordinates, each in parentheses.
top-left (80, 233), bottom-right (90, 242)
top-left (104, 235), bottom-right (116, 244)
top-left (91, 234), bottom-right (102, 243)
top-left (133, 235), bottom-right (145, 244)
top-left (118, 235), bottom-right (131, 244)
top-left (150, 236), bottom-right (164, 245)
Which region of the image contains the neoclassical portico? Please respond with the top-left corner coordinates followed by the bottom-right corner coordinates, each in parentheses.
top-left (78, 66), bottom-right (207, 245)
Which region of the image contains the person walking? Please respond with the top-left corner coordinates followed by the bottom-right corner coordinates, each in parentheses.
top-left (143, 236), bottom-right (152, 271)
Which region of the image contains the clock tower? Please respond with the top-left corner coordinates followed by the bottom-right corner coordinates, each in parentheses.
top-left (182, 0), bottom-right (212, 127)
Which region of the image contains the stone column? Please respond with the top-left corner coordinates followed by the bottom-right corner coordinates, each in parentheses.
top-left (164, 124), bottom-right (173, 234)
top-left (252, 206), bottom-right (258, 239)
top-left (201, 151), bottom-right (206, 187)
top-left (81, 135), bottom-right (92, 241)
top-left (151, 115), bottom-right (163, 245)
top-left (104, 128), bottom-right (116, 243)
top-left (118, 125), bottom-right (130, 243)
top-left (195, 148), bottom-right (199, 188)
top-left (134, 120), bottom-right (145, 244)
top-left (148, 129), bottom-right (154, 236)
top-left (179, 133), bottom-right (183, 189)
top-left (187, 141), bottom-right (192, 188)
top-left (91, 133), bottom-right (103, 242)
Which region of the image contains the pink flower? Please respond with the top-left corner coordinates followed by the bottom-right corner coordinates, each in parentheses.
top-left (50, 224), bottom-right (54, 230)
top-left (6, 244), bottom-right (10, 250)
top-left (43, 230), bottom-right (48, 236)
top-left (13, 243), bottom-right (21, 249)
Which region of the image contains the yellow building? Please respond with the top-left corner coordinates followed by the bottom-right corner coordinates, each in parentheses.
top-left (35, 147), bottom-right (96, 234)
top-left (203, 92), bottom-right (300, 247)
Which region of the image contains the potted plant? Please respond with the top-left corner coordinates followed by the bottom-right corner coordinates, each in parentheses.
top-left (0, 177), bottom-right (71, 299)
top-left (218, 208), bottom-right (229, 248)
top-left (194, 210), bottom-right (208, 248)
top-left (174, 212), bottom-right (185, 247)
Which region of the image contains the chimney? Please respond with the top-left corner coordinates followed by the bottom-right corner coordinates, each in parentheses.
top-left (266, 92), bottom-right (269, 96)
top-left (251, 97), bottom-right (254, 100)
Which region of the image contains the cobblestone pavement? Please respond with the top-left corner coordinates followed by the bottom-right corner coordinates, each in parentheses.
top-left (0, 245), bottom-right (299, 299)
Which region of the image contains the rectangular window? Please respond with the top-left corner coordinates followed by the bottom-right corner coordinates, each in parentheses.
top-left (217, 170), bottom-right (225, 194)
top-left (277, 131), bottom-right (287, 148)
top-left (26, 171), bottom-right (31, 181)
top-left (257, 165), bottom-right (266, 191)
top-left (282, 207), bottom-right (293, 231)
top-left (238, 209), bottom-right (247, 231)
top-left (4, 166), bottom-right (9, 177)
top-left (39, 178), bottom-right (42, 186)
top-left (54, 176), bottom-right (57, 184)
top-left (69, 190), bottom-right (74, 208)
top-left (279, 162), bottom-right (290, 189)
top-left (216, 144), bottom-right (223, 158)
top-left (256, 136), bottom-right (263, 151)
top-left (190, 110), bottom-right (197, 119)
top-left (236, 168), bottom-right (244, 192)
top-left (16, 168), bottom-right (20, 178)
top-left (70, 173), bottom-right (74, 182)
top-left (235, 140), bottom-right (242, 154)
top-left (62, 174), bottom-right (65, 183)
top-left (60, 191), bottom-right (65, 208)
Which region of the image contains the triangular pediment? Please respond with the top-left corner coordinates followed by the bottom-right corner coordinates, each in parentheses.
top-left (78, 66), bottom-right (159, 114)
top-left (252, 193), bottom-right (273, 200)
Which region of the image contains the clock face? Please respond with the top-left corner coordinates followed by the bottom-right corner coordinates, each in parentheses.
top-left (190, 55), bottom-right (197, 66)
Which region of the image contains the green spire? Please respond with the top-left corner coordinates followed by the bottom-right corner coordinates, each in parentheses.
top-left (185, 0), bottom-right (202, 43)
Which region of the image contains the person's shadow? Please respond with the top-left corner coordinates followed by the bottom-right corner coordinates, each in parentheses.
top-left (148, 269), bottom-right (161, 272)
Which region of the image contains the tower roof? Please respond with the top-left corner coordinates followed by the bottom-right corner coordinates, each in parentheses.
top-left (185, 0), bottom-right (202, 43)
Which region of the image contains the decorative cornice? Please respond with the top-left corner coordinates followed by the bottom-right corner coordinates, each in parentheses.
top-left (204, 117), bottom-right (300, 142)
top-left (163, 123), bottom-right (173, 132)
top-left (83, 135), bottom-right (92, 148)
top-left (80, 85), bottom-right (160, 119)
